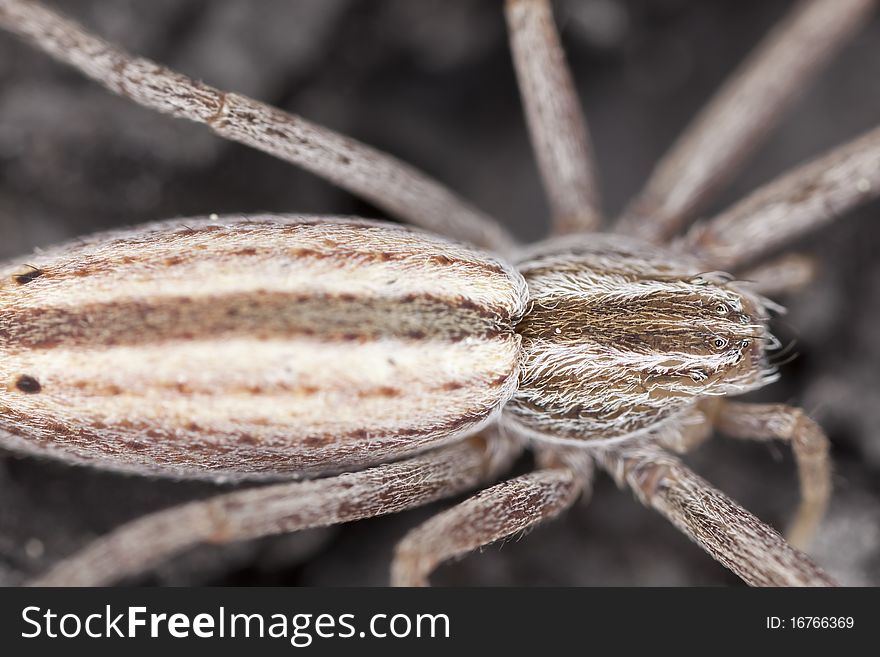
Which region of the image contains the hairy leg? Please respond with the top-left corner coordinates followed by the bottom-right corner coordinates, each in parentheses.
top-left (651, 406), bottom-right (714, 455)
top-left (617, 0), bottom-right (876, 242)
top-left (596, 443), bottom-right (836, 586)
top-left (681, 125), bottom-right (880, 269)
top-left (0, 0), bottom-right (514, 253)
top-left (505, 0), bottom-right (602, 235)
top-left (653, 400), bottom-right (831, 550)
top-left (737, 253), bottom-right (817, 297)
top-left (391, 447), bottom-right (592, 586)
top-left (30, 434), bottom-right (521, 586)
top-left (713, 401), bottom-right (831, 550)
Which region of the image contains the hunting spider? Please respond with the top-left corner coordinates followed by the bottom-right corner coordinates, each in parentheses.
top-left (0, 0), bottom-right (878, 587)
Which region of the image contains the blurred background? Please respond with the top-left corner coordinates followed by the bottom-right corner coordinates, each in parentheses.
top-left (0, 0), bottom-right (878, 586)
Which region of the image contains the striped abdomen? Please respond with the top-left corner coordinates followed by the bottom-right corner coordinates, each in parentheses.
top-left (0, 216), bottom-right (528, 480)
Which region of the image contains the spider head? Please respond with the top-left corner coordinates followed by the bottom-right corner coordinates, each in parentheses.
top-left (663, 273), bottom-right (780, 396)
top-left (518, 269), bottom-right (780, 400)
top-left (510, 236), bottom-right (781, 442)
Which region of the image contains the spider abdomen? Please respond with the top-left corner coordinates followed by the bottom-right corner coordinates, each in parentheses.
top-left (0, 216), bottom-right (528, 480)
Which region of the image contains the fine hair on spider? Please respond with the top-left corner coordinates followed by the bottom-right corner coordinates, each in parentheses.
top-left (0, 0), bottom-right (878, 587)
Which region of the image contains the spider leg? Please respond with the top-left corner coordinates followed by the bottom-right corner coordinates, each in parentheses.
top-left (28, 433), bottom-right (521, 586)
top-left (617, 0), bottom-right (876, 242)
top-left (654, 401), bottom-right (831, 550)
top-left (0, 0), bottom-right (515, 254)
top-left (713, 401), bottom-right (831, 551)
top-left (680, 126), bottom-right (880, 269)
top-left (651, 406), bottom-right (713, 454)
top-left (736, 253), bottom-right (817, 297)
top-left (505, 0), bottom-right (602, 235)
top-left (596, 443), bottom-right (837, 586)
top-left (391, 446), bottom-right (592, 586)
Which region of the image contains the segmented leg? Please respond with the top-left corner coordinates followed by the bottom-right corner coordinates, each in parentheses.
top-left (617, 0), bottom-right (876, 242)
top-left (737, 253), bottom-right (817, 297)
top-left (714, 401), bottom-right (831, 550)
top-left (29, 434), bottom-right (521, 586)
top-left (651, 406), bottom-right (713, 455)
top-left (391, 447), bottom-right (592, 586)
top-left (652, 401), bottom-right (830, 549)
top-left (597, 444), bottom-right (837, 586)
top-left (0, 0), bottom-right (514, 254)
top-left (682, 126), bottom-right (880, 268)
top-left (505, 0), bottom-right (602, 235)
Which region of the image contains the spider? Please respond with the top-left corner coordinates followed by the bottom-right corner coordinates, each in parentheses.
top-left (0, 0), bottom-right (878, 587)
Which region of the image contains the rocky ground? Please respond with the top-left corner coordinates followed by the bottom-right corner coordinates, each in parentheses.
top-left (0, 0), bottom-right (878, 586)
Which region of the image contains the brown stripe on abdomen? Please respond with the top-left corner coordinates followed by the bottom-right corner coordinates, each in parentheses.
top-left (0, 403), bottom-right (495, 480)
top-left (0, 291), bottom-right (510, 350)
top-left (19, 240), bottom-right (509, 288)
top-left (1, 218), bottom-right (517, 308)
top-left (0, 336), bottom-right (521, 480)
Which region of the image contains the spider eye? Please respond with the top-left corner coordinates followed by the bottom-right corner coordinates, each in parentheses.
top-left (712, 337), bottom-right (728, 350)
top-left (689, 369), bottom-right (707, 382)
top-left (715, 303), bottom-right (728, 313)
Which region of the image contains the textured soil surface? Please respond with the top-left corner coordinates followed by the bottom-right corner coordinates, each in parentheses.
top-left (0, 0), bottom-right (878, 586)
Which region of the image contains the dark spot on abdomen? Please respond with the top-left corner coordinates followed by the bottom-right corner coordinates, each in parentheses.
top-left (14, 267), bottom-right (44, 285)
top-left (15, 375), bottom-right (42, 394)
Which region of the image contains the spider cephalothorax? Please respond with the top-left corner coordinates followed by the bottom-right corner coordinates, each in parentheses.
top-left (508, 234), bottom-right (778, 443)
